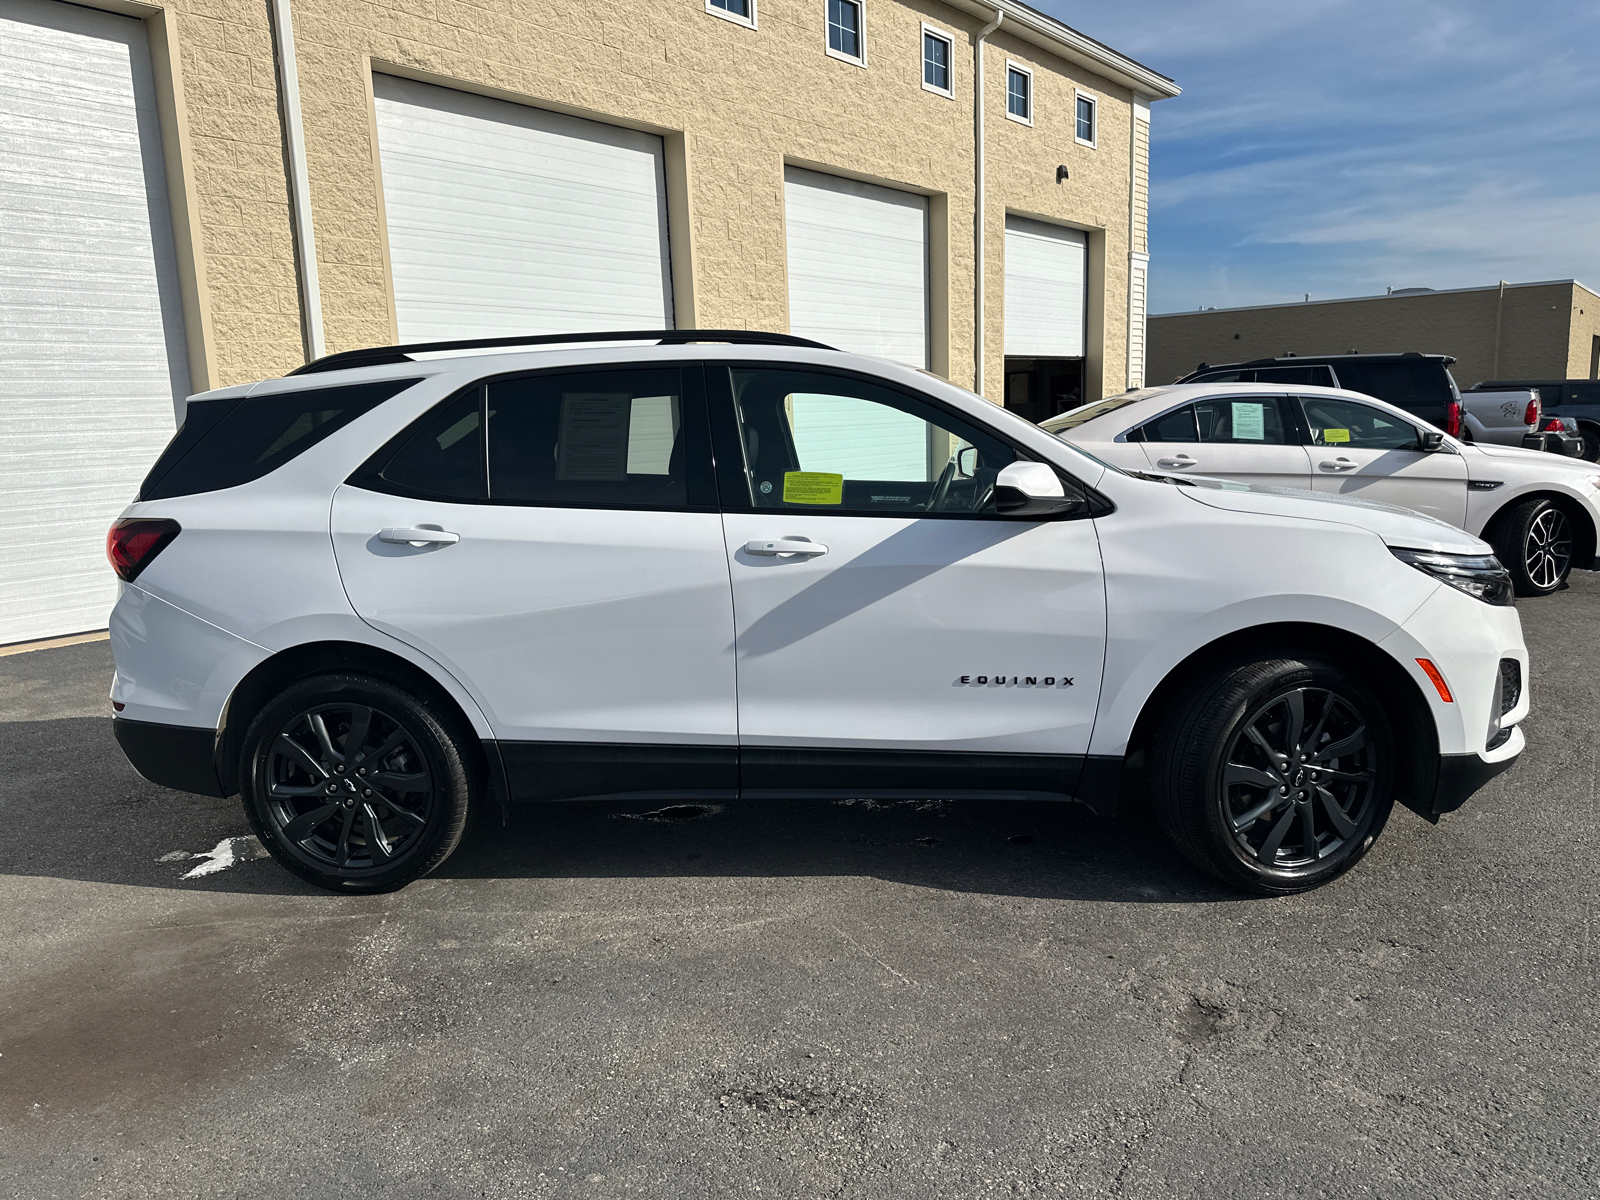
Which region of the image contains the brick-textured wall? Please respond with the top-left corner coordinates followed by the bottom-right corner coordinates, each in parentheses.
top-left (143, 0), bottom-right (1151, 396)
top-left (1566, 284), bottom-right (1600, 380)
top-left (1148, 283), bottom-right (1584, 390)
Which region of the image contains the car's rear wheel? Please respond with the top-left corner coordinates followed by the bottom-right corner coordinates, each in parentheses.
top-left (240, 673), bottom-right (476, 892)
top-left (1489, 497), bottom-right (1571, 596)
top-left (1150, 652), bottom-right (1396, 895)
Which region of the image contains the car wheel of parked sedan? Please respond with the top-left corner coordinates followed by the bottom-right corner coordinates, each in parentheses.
top-left (1490, 497), bottom-right (1572, 597)
top-left (1150, 652), bottom-right (1396, 895)
top-left (240, 673), bottom-right (476, 892)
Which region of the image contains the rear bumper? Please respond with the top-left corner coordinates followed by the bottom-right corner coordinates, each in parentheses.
top-left (1521, 431), bottom-right (1585, 456)
top-left (113, 718), bottom-right (225, 798)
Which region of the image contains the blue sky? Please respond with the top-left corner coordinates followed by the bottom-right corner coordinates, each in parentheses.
top-left (1038, 0), bottom-right (1600, 314)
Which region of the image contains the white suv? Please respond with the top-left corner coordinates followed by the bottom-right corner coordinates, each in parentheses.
top-left (107, 332), bottom-right (1529, 896)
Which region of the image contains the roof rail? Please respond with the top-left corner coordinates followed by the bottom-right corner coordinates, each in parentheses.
top-left (287, 329), bottom-right (837, 376)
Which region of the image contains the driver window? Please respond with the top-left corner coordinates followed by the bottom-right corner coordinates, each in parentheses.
top-left (726, 367), bottom-right (1021, 515)
top-left (1297, 395), bottom-right (1422, 451)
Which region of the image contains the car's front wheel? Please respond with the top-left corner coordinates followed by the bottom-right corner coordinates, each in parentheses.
top-left (1151, 652), bottom-right (1396, 894)
top-left (1489, 497), bottom-right (1571, 597)
top-left (240, 673), bottom-right (477, 892)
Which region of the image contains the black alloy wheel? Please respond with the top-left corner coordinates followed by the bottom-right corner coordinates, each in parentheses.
top-left (241, 674), bottom-right (475, 892)
top-left (1151, 652), bottom-right (1395, 894)
top-left (1220, 688), bottom-right (1377, 870)
top-left (1491, 497), bottom-right (1572, 597)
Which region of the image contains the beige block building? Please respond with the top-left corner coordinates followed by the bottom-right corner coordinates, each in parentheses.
top-left (2, 0), bottom-right (1175, 644)
top-left (1148, 280), bottom-right (1600, 390)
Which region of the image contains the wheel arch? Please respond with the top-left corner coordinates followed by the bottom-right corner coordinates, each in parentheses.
top-left (1483, 488), bottom-right (1597, 571)
top-left (1113, 622), bottom-right (1440, 822)
top-left (213, 640), bottom-right (506, 808)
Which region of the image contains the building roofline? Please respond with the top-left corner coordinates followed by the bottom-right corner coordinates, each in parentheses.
top-left (1153, 278), bottom-right (1594, 319)
top-left (942, 0), bottom-right (1180, 99)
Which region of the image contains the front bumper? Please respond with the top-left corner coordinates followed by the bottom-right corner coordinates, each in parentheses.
top-left (113, 718), bottom-right (226, 798)
top-left (1432, 731), bottom-right (1523, 816)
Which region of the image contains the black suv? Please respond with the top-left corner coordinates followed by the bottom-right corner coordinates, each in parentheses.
top-left (1178, 352), bottom-right (1458, 427)
top-left (1471, 380), bottom-right (1600, 461)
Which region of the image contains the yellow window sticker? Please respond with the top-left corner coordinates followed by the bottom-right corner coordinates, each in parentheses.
top-left (783, 471), bottom-right (844, 505)
top-left (1322, 428), bottom-right (1351, 444)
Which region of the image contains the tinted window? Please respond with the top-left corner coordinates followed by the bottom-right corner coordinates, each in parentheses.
top-left (1189, 369), bottom-right (1251, 384)
top-left (1298, 395), bottom-right (1422, 450)
top-left (140, 379), bottom-right (418, 500)
top-left (1253, 365), bottom-right (1336, 387)
top-left (486, 368), bottom-right (710, 508)
top-left (1329, 361), bottom-right (1451, 412)
top-left (372, 389), bottom-right (484, 500)
top-left (1139, 405), bottom-right (1200, 442)
top-left (1566, 384), bottom-right (1600, 405)
top-left (721, 367), bottom-right (1034, 516)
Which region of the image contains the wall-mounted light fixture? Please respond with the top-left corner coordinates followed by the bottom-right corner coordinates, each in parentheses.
top-left (1056, 165), bottom-right (1069, 184)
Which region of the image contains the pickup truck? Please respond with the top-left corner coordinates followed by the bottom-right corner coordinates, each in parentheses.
top-left (1471, 379), bottom-right (1600, 461)
top-left (1176, 352), bottom-right (1585, 457)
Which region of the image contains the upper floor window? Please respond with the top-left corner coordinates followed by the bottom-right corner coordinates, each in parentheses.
top-left (1006, 63), bottom-right (1032, 125)
top-left (1075, 92), bottom-right (1097, 146)
top-left (706, 0), bottom-right (755, 28)
top-left (922, 26), bottom-right (953, 96)
top-left (827, 0), bottom-right (864, 64)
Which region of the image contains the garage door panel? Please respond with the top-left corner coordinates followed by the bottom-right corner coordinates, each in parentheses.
top-left (1, 0), bottom-right (190, 645)
top-left (783, 167), bottom-right (929, 369)
top-left (373, 74), bottom-right (673, 342)
top-left (1004, 215), bottom-right (1087, 358)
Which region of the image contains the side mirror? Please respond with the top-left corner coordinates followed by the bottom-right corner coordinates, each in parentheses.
top-left (956, 445), bottom-right (978, 477)
top-left (1420, 429), bottom-right (1445, 452)
top-left (993, 461), bottom-right (1083, 517)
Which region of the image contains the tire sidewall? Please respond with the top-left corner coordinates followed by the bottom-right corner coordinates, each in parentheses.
top-left (1186, 657), bottom-right (1396, 894)
top-left (241, 674), bottom-right (473, 893)
top-left (1493, 498), bottom-right (1567, 597)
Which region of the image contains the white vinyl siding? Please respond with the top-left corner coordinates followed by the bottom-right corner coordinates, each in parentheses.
top-left (1003, 215), bottom-right (1087, 358)
top-left (0, 0), bottom-right (190, 645)
top-left (372, 74), bottom-right (673, 342)
top-left (1127, 256), bottom-right (1148, 388)
top-left (782, 167), bottom-right (929, 368)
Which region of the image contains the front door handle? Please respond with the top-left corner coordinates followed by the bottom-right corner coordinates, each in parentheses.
top-left (379, 526), bottom-right (460, 546)
top-left (1155, 454), bottom-right (1196, 469)
top-left (744, 538), bottom-right (828, 557)
top-left (1319, 458), bottom-right (1358, 472)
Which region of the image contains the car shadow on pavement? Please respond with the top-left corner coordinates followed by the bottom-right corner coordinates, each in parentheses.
top-left (1, 715), bottom-right (1243, 903)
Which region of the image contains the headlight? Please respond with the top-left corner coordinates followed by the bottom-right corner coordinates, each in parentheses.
top-left (1390, 547), bottom-right (1514, 606)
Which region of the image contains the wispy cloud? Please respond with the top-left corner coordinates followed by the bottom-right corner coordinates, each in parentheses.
top-left (1036, 0), bottom-right (1600, 310)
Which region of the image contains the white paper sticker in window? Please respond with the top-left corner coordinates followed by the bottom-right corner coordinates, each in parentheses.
top-left (1231, 401), bottom-right (1266, 441)
top-left (557, 394), bottom-right (632, 481)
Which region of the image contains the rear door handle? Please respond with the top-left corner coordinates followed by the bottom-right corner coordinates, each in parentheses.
top-left (1319, 458), bottom-right (1358, 471)
top-left (744, 538), bottom-right (828, 557)
top-left (379, 526), bottom-right (460, 546)
top-left (1155, 454), bottom-right (1196, 468)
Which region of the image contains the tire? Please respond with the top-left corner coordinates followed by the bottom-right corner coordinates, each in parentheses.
top-left (1580, 426), bottom-right (1600, 463)
top-left (1488, 497), bottom-right (1572, 597)
top-left (1150, 651), bottom-right (1396, 895)
top-left (239, 673), bottom-right (477, 892)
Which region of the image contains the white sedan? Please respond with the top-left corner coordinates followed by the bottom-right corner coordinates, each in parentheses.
top-left (1044, 382), bottom-right (1600, 597)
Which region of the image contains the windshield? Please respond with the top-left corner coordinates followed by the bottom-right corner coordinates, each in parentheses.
top-left (1041, 391), bottom-right (1155, 432)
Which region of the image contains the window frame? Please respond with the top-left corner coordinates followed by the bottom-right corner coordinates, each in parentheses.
top-left (705, 0), bottom-right (757, 29)
top-left (347, 363), bottom-right (720, 513)
top-left (1074, 89), bottom-right (1097, 148)
top-left (705, 361), bottom-right (1105, 521)
top-left (824, 0), bottom-right (866, 67)
top-left (1005, 61), bottom-right (1033, 126)
top-left (920, 24), bottom-right (954, 98)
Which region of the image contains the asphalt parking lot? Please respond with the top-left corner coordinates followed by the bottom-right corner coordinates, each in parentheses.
top-left (2, 583), bottom-right (1597, 1200)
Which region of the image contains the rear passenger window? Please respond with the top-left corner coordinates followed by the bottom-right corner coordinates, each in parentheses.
top-left (486, 368), bottom-right (713, 508)
top-left (1138, 397), bottom-right (1292, 444)
top-left (1252, 365), bottom-right (1336, 387)
top-left (374, 389), bottom-right (484, 500)
top-left (1138, 406), bottom-right (1200, 442)
top-left (140, 379), bottom-right (419, 501)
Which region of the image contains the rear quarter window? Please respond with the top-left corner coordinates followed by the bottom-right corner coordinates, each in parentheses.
top-left (139, 380), bottom-right (420, 501)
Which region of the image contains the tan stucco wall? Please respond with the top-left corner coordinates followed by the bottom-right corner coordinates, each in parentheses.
top-left (114, 0), bottom-right (1155, 398)
top-left (1148, 282), bottom-right (1593, 390)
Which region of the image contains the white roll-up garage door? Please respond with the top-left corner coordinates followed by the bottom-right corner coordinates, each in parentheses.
top-left (372, 75), bottom-right (674, 341)
top-left (783, 167), bottom-right (929, 368)
top-left (1004, 216), bottom-right (1087, 357)
top-left (1, 0), bottom-right (190, 646)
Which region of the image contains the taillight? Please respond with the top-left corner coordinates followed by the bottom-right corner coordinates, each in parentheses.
top-left (1542, 417), bottom-right (1565, 432)
top-left (1444, 399), bottom-right (1462, 437)
top-left (107, 518), bottom-right (181, 582)
top-left (1524, 398), bottom-right (1540, 426)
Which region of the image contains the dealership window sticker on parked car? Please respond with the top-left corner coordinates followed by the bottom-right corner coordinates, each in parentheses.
top-left (1231, 401), bottom-right (1266, 440)
top-left (783, 471), bottom-right (845, 504)
top-left (1321, 428), bottom-right (1351, 443)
